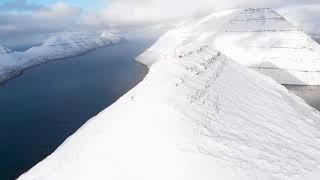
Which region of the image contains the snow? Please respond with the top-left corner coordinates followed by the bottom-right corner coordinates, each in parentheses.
top-left (224, 8), bottom-right (297, 32)
top-left (0, 45), bottom-right (23, 82)
top-left (0, 45), bottom-right (13, 54)
top-left (0, 32), bottom-right (121, 82)
top-left (140, 8), bottom-right (320, 85)
top-left (18, 8), bottom-right (320, 180)
top-left (214, 8), bottom-right (320, 85)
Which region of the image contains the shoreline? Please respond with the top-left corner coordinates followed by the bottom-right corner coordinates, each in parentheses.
top-left (0, 42), bottom-right (121, 85)
top-left (0, 39), bottom-right (150, 180)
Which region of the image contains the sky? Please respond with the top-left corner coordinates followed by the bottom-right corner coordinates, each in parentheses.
top-left (0, 0), bottom-right (107, 12)
top-left (0, 0), bottom-right (319, 47)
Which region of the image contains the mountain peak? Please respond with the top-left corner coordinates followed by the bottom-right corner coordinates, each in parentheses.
top-left (225, 8), bottom-right (296, 32)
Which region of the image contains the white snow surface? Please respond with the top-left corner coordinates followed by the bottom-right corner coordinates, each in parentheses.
top-left (19, 9), bottom-right (320, 180)
top-left (215, 8), bottom-right (320, 85)
top-left (0, 32), bottom-right (120, 82)
top-left (140, 8), bottom-right (320, 85)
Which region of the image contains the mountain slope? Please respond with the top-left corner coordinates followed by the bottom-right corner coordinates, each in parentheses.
top-left (0, 45), bottom-right (13, 54)
top-left (19, 10), bottom-right (320, 180)
top-left (141, 8), bottom-right (320, 85)
top-left (0, 45), bottom-right (23, 82)
top-left (0, 32), bottom-right (120, 83)
top-left (215, 8), bottom-right (320, 85)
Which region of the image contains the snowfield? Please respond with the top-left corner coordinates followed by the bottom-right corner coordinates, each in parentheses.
top-left (18, 8), bottom-right (320, 180)
top-left (214, 9), bottom-right (320, 85)
top-left (0, 32), bottom-right (120, 83)
top-left (141, 8), bottom-right (320, 85)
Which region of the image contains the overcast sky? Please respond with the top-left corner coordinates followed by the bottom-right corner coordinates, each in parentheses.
top-left (0, 0), bottom-right (319, 46)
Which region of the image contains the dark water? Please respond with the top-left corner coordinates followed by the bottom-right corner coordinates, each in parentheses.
top-left (285, 85), bottom-right (320, 111)
top-left (0, 39), bottom-right (153, 180)
top-left (6, 43), bottom-right (41, 52)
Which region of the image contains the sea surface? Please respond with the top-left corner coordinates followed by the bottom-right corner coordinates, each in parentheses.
top-left (0, 38), bottom-right (154, 180)
top-left (285, 85), bottom-right (320, 111)
top-left (286, 36), bottom-right (320, 111)
top-left (6, 44), bottom-right (41, 52)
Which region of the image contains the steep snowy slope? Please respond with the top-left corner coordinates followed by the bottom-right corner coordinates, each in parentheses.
top-left (0, 45), bottom-right (23, 82)
top-left (19, 16), bottom-right (320, 180)
top-left (20, 32), bottom-right (120, 68)
top-left (214, 8), bottom-right (320, 85)
top-left (141, 8), bottom-right (320, 85)
top-left (0, 45), bottom-right (13, 54)
top-left (0, 32), bottom-right (120, 83)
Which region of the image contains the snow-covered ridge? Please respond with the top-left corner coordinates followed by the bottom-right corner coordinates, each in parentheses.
top-left (0, 32), bottom-right (121, 83)
top-left (225, 8), bottom-right (297, 32)
top-left (218, 8), bottom-right (320, 85)
top-left (19, 9), bottom-right (320, 180)
top-left (139, 8), bottom-right (320, 85)
top-left (0, 45), bottom-right (13, 54)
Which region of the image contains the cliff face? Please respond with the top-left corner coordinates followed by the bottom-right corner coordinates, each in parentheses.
top-left (215, 8), bottom-right (320, 85)
top-left (224, 8), bottom-right (297, 32)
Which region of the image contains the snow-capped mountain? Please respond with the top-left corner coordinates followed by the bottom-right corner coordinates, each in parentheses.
top-left (0, 32), bottom-right (121, 83)
top-left (19, 8), bottom-right (320, 180)
top-left (216, 8), bottom-right (320, 85)
top-left (140, 8), bottom-right (320, 85)
top-left (0, 45), bottom-right (13, 54)
top-left (0, 45), bottom-right (23, 82)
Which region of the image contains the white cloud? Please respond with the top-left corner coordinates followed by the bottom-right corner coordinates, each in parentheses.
top-left (1, 0), bottom-right (320, 46)
top-left (0, 2), bottom-right (83, 46)
top-left (278, 3), bottom-right (320, 33)
top-left (34, 2), bottom-right (81, 20)
top-left (98, 0), bottom-right (284, 26)
top-left (95, 0), bottom-right (320, 34)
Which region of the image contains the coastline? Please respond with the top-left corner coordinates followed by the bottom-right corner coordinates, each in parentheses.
top-left (18, 42), bottom-right (320, 180)
top-left (0, 41), bottom-right (121, 84)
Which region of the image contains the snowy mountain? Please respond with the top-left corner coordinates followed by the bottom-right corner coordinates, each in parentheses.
top-left (0, 32), bottom-right (121, 83)
top-left (215, 8), bottom-right (320, 85)
top-left (19, 9), bottom-right (320, 180)
top-left (140, 8), bottom-right (320, 85)
top-left (0, 45), bottom-right (13, 54)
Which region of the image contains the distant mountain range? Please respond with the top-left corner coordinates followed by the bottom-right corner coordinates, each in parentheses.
top-left (0, 32), bottom-right (121, 83)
